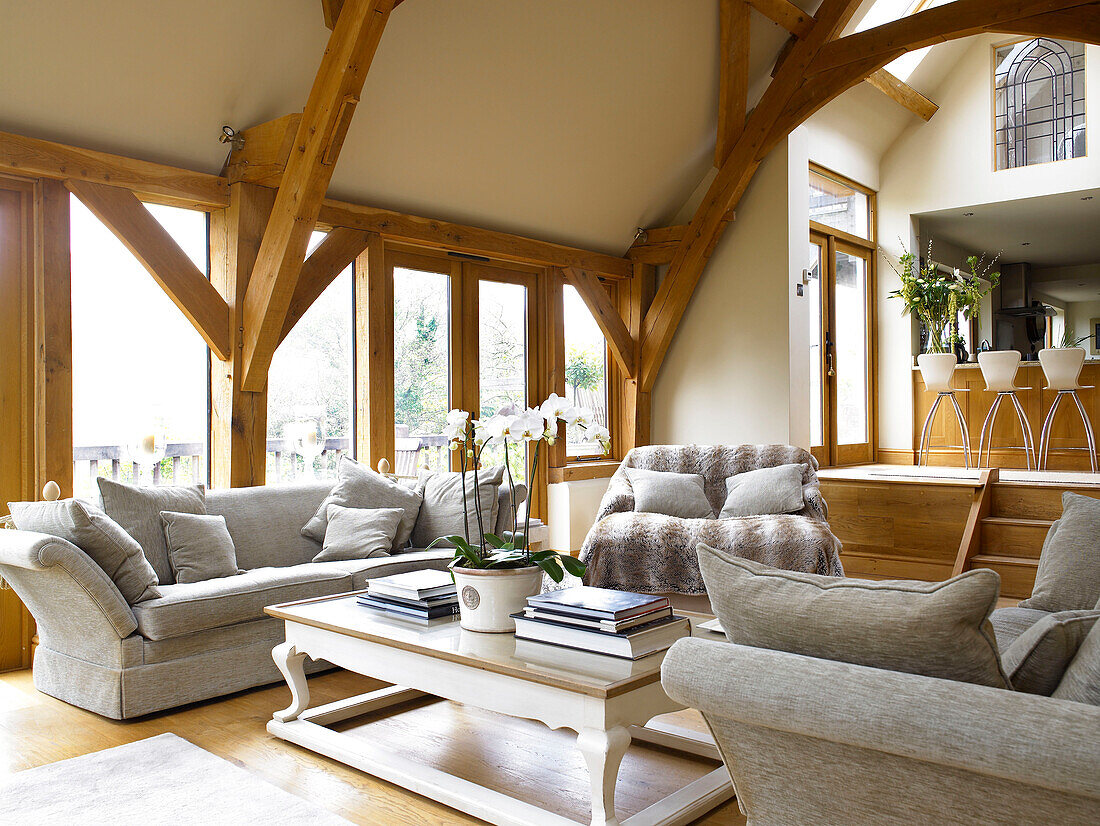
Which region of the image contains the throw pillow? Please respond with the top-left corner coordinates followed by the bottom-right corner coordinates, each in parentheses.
top-left (1021, 492), bottom-right (1100, 613)
top-left (314, 505), bottom-right (403, 563)
top-left (1053, 620), bottom-right (1100, 706)
top-left (97, 478), bottom-right (206, 585)
top-left (302, 456), bottom-right (422, 551)
top-left (410, 466), bottom-right (505, 549)
top-left (720, 463), bottom-right (807, 518)
top-left (160, 511), bottom-right (241, 584)
top-left (1001, 609), bottom-right (1100, 695)
top-left (7, 499), bottom-right (161, 603)
top-left (698, 544), bottom-right (1009, 688)
top-left (626, 468), bottom-right (714, 519)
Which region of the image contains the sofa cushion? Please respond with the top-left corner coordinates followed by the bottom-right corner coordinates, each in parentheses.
top-left (410, 467), bottom-right (504, 549)
top-left (310, 548), bottom-right (454, 590)
top-left (161, 511), bottom-right (241, 584)
top-left (204, 481), bottom-right (332, 570)
top-left (719, 463), bottom-right (807, 518)
top-left (314, 505), bottom-right (402, 563)
top-left (698, 545), bottom-right (1009, 688)
top-left (7, 498), bottom-right (160, 603)
top-left (1002, 609), bottom-right (1100, 695)
top-left (990, 606), bottom-right (1051, 651)
top-left (626, 468), bottom-right (714, 519)
top-left (98, 479), bottom-right (206, 585)
top-left (302, 457), bottom-right (422, 551)
top-left (1053, 620), bottom-right (1100, 705)
top-left (1021, 492), bottom-right (1100, 613)
top-left (132, 564), bottom-right (351, 640)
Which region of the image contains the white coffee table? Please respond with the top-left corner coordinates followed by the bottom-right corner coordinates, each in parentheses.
top-left (265, 593), bottom-right (733, 826)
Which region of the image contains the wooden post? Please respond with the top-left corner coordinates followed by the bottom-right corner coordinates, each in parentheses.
top-left (355, 233), bottom-right (394, 470)
top-left (210, 183), bottom-right (275, 488)
top-left (620, 262), bottom-right (655, 452)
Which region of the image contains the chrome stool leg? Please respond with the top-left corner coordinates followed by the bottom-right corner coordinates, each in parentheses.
top-left (978, 394), bottom-right (1004, 469)
top-left (1008, 392), bottom-right (1037, 470)
top-left (1039, 391), bottom-right (1067, 470)
top-left (948, 392), bottom-right (973, 469)
top-left (918, 393), bottom-right (944, 466)
top-left (1068, 391), bottom-right (1099, 473)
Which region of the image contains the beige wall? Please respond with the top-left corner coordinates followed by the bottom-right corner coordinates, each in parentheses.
top-left (1068, 301), bottom-right (1100, 354)
top-left (547, 477), bottom-right (611, 554)
top-left (877, 38), bottom-right (1100, 452)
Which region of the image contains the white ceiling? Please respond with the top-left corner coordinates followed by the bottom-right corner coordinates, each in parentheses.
top-left (0, 0), bottom-right (800, 255)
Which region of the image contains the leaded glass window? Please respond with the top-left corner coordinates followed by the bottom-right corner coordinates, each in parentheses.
top-left (995, 38), bottom-right (1086, 171)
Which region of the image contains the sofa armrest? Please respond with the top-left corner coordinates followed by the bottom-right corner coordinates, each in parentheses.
top-left (0, 530), bottom-right (138, 639)
top-left (662, 638), bottom-right (1100, 800)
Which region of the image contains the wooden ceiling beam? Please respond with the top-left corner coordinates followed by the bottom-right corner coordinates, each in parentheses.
top-left (240, 0), bottom-right (395, 392)
top-left (811, 0), bottom-right (1096, 76)
top-left (65, 179), bottom-right (231, 360)
top-left (279, 227), bottom-right (372, 343)
top-left (717, 0), bottom-right (753, 166)
top-left (638, 0), bottom-right (864, 393)
top-left (992, 5), bottom-right (1100, 43)
top-left (0, 129), bottom-right (227, 209)
top-left (865, 68), bottom-right (938, 121)
top-left (316, 200), bottom-right (633, 277)
top-left (747, 0), bottom-right (814, 38)
top-left (627, 225), bottom-right (688, 265)
top-left (562, 267), bottom-right (636, 378)
top-left (222, 114), bottom-right (302, 187)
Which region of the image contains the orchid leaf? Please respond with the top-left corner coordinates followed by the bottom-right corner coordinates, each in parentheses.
top-left (533, 555), bottom-right (565, 583)
top-left (559, 554), bottom-right (587, 577)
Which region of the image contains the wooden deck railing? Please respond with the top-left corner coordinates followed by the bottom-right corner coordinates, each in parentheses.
top-left (74, 442), bottom-right (205, 492)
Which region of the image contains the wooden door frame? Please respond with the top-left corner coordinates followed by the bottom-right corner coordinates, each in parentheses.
top-left (808, 231), bottom-right (832, 467)
top-left (830, 238), bottom-right (876, 466)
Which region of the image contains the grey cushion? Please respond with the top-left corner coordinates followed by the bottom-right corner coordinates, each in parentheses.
top-left (205, 481), bottom-right (332, 570)
top-left (990, 606), bottom-right (1052, 651)
top-left (131, 563), bottom-right (352, 640)
top-left (626, 468), bottom-right (714, 519)
top-left (410, 466), bottom-right (504, 549)
top-left (302, 457), bottom-right (422, 551)
top-left (97, 479), bottom-right (206, 585)
top-left (1002, 610), bottom-right (1100, 695)
top-left (698, 544), bottom-right (1009, 688)
top-left (1021, 492), bottom-right (1100, 613)
top-left (1053, 620), bottom-right (1100, 705)
top-left (161, 511), bottom-right (241, 584)
top-left (311, 548), bottom-right (454, 589)
top-left (314, 505), bottom-right (402, 563)
top-left (720, 463), bottom-right (807, 518)
top-left (7, 499), bottom-right (160, 603)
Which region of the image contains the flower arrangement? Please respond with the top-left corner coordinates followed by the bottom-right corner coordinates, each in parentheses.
top-left (432, 394), bottom-right (610, 582)
top-left (887, 239), bottom-right (1000, 354)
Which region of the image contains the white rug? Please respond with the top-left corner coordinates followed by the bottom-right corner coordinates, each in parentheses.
top-left (0, 733), bottom-right (350, 825)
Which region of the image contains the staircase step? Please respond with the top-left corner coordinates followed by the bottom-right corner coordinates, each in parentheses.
top-left (979, 516), bottom-right (1051, 559)
top-left (969, 554), bottom-right (1038, 599)
top-left (991, 482), bottom-right (1100, 520)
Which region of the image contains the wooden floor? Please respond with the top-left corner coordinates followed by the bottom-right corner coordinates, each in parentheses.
top-left (0, 668), bottom-right (745, 826)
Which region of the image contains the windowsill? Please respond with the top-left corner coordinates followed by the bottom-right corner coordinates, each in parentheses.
top-left (548, 460), bottom-right (621, 484)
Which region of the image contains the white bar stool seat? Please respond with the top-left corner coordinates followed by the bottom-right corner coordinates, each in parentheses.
top-left (976, 350), bottom-right (1035, 469)
top-left (1037, 348), bottom-right (1097, 472)
top-left (917, 353), bottom-right (972, 468)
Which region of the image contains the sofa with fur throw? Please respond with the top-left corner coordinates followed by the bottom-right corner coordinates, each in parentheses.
top-left (579, 444), bottom-right (843, 595)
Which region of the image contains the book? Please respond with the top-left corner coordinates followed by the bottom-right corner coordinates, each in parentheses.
top-left (513, 638), bottom-right (636, 681)
top-left (522, 604), bottom-right (672, 632)
top-left (366, 569), bottom-right (456, 600)
top-left (364, 589), bottom-right (458, 609)
top-left (511, 612), bottom-right (690, 660)
top-left (526, 586), bottom-right (669, 621)
top-left (357, 595), bottom-right (460, 620)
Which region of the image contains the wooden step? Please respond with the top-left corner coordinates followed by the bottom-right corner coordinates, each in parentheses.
top-left (839, 550), bottom-right (953, 582)
top-left (979, 516), bottom-right (1052, 559)
top-left (991, 482), bottom-right (1100, 520)
top-left (969, 554), bottom-right (1038, 599)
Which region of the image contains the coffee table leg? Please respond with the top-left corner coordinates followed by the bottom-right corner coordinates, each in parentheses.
top-left (272, 642), bottom-right (310, 722)
top-left (577, 726), bottom-right (630, 826)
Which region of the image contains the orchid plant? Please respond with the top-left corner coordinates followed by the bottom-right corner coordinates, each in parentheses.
top-left (431, 394), bottom-right (610, 582)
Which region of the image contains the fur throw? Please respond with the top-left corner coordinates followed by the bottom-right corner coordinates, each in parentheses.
top-left (580, 444), bottom-right (843, 594)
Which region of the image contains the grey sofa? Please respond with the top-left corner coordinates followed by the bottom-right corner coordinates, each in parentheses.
top-left (0, 480), bottom-right (518, 719)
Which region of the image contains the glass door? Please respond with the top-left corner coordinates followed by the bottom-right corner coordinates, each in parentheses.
top-left (807, 235), bottom-right (829, 466)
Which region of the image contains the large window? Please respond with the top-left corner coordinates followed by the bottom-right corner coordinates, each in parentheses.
top-left (267, 232), bottom-right (353, 483)
top-left (562, 285), bottom-right (609, 458)
top-left (809, 168), bottom-right (871, 238)
top-left (70, 195), bottom-right (209, 498)
top-left (479, 279), bottom-right (530, 480)
top-left (995, 38), bottom-right (1086, 171)
top-left (394, 266), bottom-right (451, 475)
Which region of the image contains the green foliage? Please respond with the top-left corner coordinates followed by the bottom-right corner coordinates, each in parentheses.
top-left (394, 299), bottom-right (448, 436)
top-left (435, 531), bottom-right (586, 582)
top-left (565, 346), bottom-right (602, 392)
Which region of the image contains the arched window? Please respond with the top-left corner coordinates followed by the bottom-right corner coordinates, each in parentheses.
top-left (995, 38), bottom-right (1086, 170)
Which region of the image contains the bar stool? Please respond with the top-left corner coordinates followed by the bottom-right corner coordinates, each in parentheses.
top-left (1038, 348), bottom-right (1098, 472)
top-left (976, 350), bottom-right (1036, 469)
top-left (917, 353), bottom-right (973, 468)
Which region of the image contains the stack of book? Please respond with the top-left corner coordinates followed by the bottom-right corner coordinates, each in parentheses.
top-left (358, 570), bottom-right (459, 622)
top-left (512, 586), bottom-right (690, 660)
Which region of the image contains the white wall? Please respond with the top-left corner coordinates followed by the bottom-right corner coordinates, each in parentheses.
top-left (547, 477), bottom-right (611, 553)
top-left (651, 132), bottom-right (810, 448)
top-left (1067, 300), bottom-right (1100, 353)
top-left (877, 37), bottom-right (1100, 451)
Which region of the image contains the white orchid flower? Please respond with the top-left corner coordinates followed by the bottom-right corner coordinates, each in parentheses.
top-left (471, 419), bottom-right (488, 446)
top-left (569, 406), bottom-right (594, 429)
top-left (442, 420), bottom-right (467, 442)
top-left (584, 424), bottom-right (611, 453)
top-left (496, 401), bottom-right (521, 418)
top-left (446, 408), bottom-right (471, 425)
top-left (514, 409), bottom-right (547, 441)
top-left (485, 414), bottom-right (518, 443)
top-left (539, 393), bottom-right (575, 423)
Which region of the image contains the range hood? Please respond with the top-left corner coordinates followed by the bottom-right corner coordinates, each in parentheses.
top-left (993, 262), bottom-right (1052, 357)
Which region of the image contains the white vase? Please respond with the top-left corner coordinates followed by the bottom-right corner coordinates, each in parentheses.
top-left (452, 566), bottom-right (543, 633)
top-left (1039, 347), bottom-right (1086, 391)
top-left (917, 352), bottom-right (959, 393)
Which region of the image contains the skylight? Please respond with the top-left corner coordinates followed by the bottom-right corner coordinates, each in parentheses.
top-left (854, 0), bottom-right (955, 82)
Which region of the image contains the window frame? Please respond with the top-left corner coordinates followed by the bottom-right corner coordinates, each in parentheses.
top-left (562, 277), bottom-right (620, 465)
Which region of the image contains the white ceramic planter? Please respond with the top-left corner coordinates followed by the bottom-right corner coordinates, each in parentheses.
top-left (452, 566), bottom-right (543, 633)
top-left (917, 352), bottom-right (959, 393)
